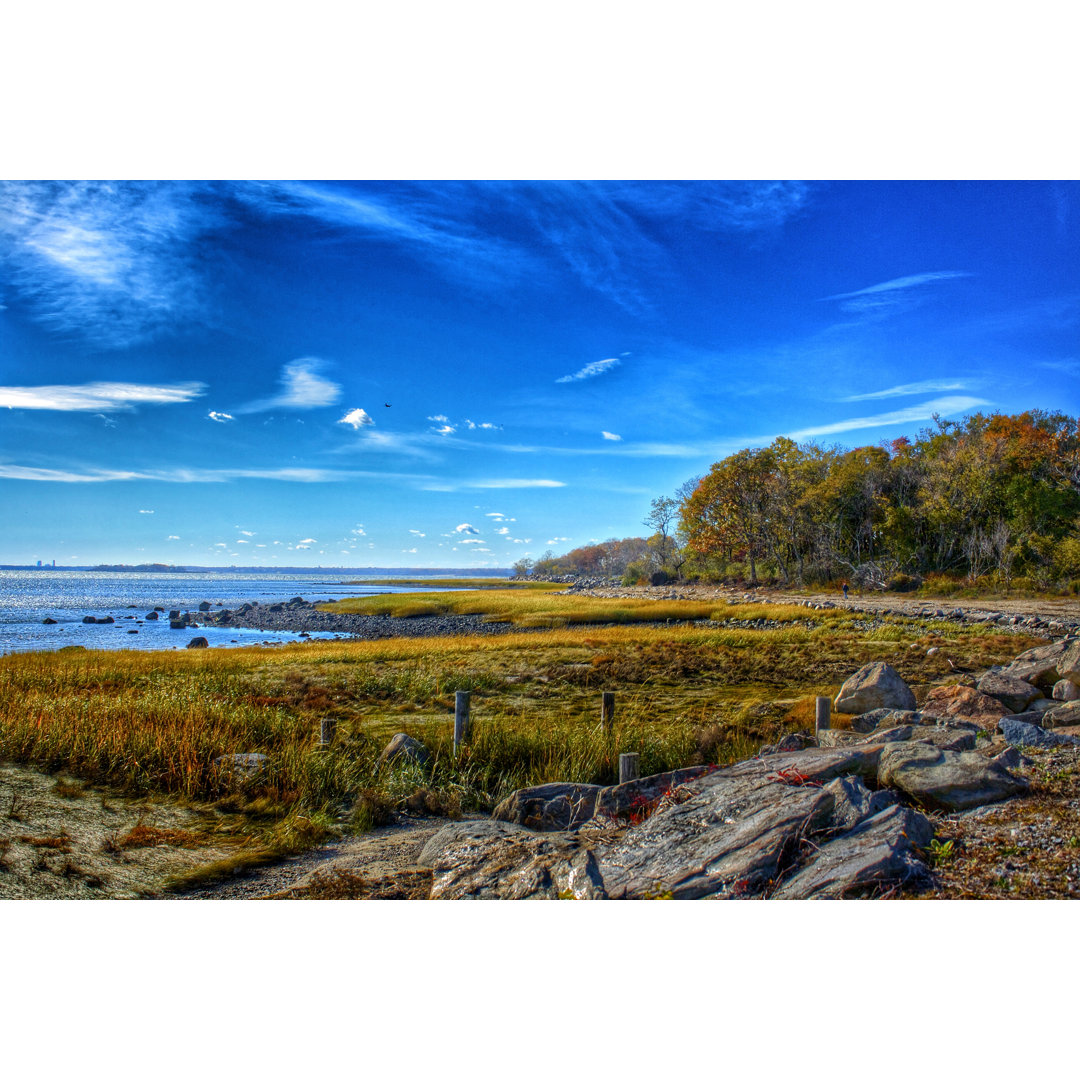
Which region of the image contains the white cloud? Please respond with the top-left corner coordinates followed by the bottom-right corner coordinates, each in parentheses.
top-left (427, 414), bottom-right (450, 422)
top-left (338, 407), bottom-right (375, 429)
top-left (431, 423), bottom-right (456, 436)
top-left (547, 537), bottom-right (569, 544)
top-left (409, 529), bottom-right (426, 537)
top-left (601, 430), bottom-right (622, 440)
top-left (236, 357), bottom-right (341, 413)
top-left (822, 271), bottom-right (972, 303)
top-left (470, 479), bottom-right (564, 489)
top-left (455, 523), bottom-right (479, 534)
top-left (238, 529), bottom-right (255, 536)
top-left (556, 358), bottom-right (620, 384)
top-left (459, 538), bottom-right (485, 544)
top-left (464, 419), bottom-right (501, 430)
top-left (167, 535), bottom-right (180, 540)
top-left (208, 411), bottom-right (234, 423)
top-left (494, 527), bottom-right (509, 535)
top-left (402, 547), bottom-right (418, 554)
top-left (840, 380), bottom-right (972, 402)
top-left (298, 538), bottom-right (317, 545)
top-left (138, 509), bottom-right (154, 514)
top-left (787, 395), bottom-right (990, 440)
top-left (485, 512), bottom-right (505, 518)
top-left (351, 525), bottom-right (366, 536)
top-left (0, 381), bottom-right (205, 412)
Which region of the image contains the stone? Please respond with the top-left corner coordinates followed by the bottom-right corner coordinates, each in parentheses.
top-left (377, 732), bottom-right (430, 768)
top-left (169, 610), bottom-right (181, 620)
top-left (590, 767), bottom-right (712, 824)
top-left (1054, 641), bottom-right (1080, 686)
top-left (1053, 679), bottom-right (1080, 701)
top-left (772, 804), bottom-right (934, 899)
top-left (976, 671), bottom-right (1043, 713)
top-left (419, 820), bottom-right (607, 900)
top-left (186, 636), bottom-right (209, 648)
top-left (595, 747), bottom-right (885, 899)
top-left (198, 601), bottom-right (212, 612)
top-left (920, 684), bottom-right (1009, 730)
top-left (1045, 701), bottom-right (1080, 727)
top-left (145, 611), bottom-right (159, 620)
top-left (82, 615), bottom-right (96, 623)
top-left (992, 746), bottom-right (1023, 770)
top-left (877, 742), bottom-right (1029, 811)
top-left (212, 752), bottom-right (268, 777)
top-left (42, 617), bottom-right (57, 624)
top-left (834, 662), bottom-right (916, 714)
top-left (819, 775), bottom-right (898, 832)
top-left (850, 708), bottom-right (920, 734)
top-left (1000, 641), bottom-right (1069, 687)
top-left (169, 619), bottom-right (187, 629)
top-left (492, 782), bottom-right (602, 831)
top-left (998, 718), bottom-right (1080, 750)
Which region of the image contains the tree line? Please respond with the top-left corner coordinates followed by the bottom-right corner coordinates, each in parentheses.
top-left (516, 411), bottom-right (1080, 591)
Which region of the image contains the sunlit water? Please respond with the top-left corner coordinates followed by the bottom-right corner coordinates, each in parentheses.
top-left (0, 570), bottom-right (507, 654)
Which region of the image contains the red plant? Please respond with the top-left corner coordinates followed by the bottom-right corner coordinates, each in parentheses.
top-left (766, 766), bottom-right (822, 788)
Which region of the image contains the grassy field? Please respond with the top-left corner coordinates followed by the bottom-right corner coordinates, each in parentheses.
top-left (0, 589), bottom-right (1043, 890)
top-left (320, 585), bottom-right (829, 627)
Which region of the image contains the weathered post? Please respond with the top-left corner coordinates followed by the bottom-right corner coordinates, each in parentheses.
top-left (815, 696), bottom-right (831, 733)
top-left (619, 752), bottom-right (640, 784)
top-left (454, 690), bottom-right (472, 752)
top-left (601, 692), bottom-right (616, 735)
top-left (319, 718), bottom-right (337, 748)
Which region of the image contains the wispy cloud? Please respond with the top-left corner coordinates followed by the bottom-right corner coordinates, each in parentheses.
top-left (556, 358), bottom-right (620, 384)
top-left (455, 523), bottom-right (479, 534)
top-left (235, 358), bottom-right (341, 413)
top-left (601, 430), bottom-right (622, 440)
top-left (786, 395), bottom-right (990, 440)
top-left (0, 464), bottom-right (436, 484)
top-left (840, 379), bottom-right (973, 402)
top-left (0, 180), bottom-right (220, 347)
top-left (207, 411), bottom-right (234, 423)
top-left (469, 479), bottom-right (565, 489)
top-left (0, 381), bottom-right (205, 412)
top-left (822, 271), bottom-right (972, 321)
top-left (338, 407), bottom-right (375, 429)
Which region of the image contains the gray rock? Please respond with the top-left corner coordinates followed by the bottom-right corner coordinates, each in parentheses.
top-left (212, 752), bottom-right (268, 777)
top-left (1053, 679), bottom-right (1080, 701)
top-left (591, 767), bottom-right (713, 824)
top-left (186, 636), bottom-right (209, 649)
top-left (1044, 700), bottom-right (1080, 727)
top-left (850, 708), bottom-right (921, 734)
top-left (145, 611), bottom-right (159, 620)
top-left (772, 804), bottom-right (934, 899)
top-left (420, 820), bottom-right (607, 899)
top-left (492, 782), bottom-right (602, 831)
top-left (1054, 641), bottom-right (1080, 685)
top-left (82, 615), bottom-right (96, 623)
top-left (169, 610), bottom-right (181, 620)
top-left (877, 742), bottom-right (1029, 811)
top-left (169, 619), bottom-right (187, 629)
top-left (819, 775), bottom-right (898, 832)
top-left (998, 718), bottom-right (1080, 750)
top-left (198, 601), bottom-right (212, 612)
top-left (595, 747), bottom-right (884, 899)
top-left (42, 617), bottom-right (57, 624)
top-left (377, 732), bottom-right (431, 768)
top-left (834, 662), bottom-right (916, 714)
top-left (1000, 641), bottom-right (1069, 686)
top-left (976, 671), bottom-right (1043, 713)
top-left (992, 746), bottom-right (1023, 769)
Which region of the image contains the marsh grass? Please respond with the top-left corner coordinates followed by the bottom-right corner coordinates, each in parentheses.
top-left (0, 611), bottom-right (1041, 869)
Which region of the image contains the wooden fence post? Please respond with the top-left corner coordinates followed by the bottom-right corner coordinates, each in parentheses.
top-left (454, 690), bottom-right (472, 752)
top-left (601, 691), bottom-right (615, 734)
top-left (815, 696), bottom-right (831, 733)
top-left (619, 752), bottom-right (640, 784)
top-left (319, 718), bottom-right (337, 748)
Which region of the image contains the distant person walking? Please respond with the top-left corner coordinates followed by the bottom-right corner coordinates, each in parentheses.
top-left (842, 582), bottom-right (849, 600)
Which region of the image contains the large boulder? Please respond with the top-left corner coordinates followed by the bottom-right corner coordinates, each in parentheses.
top-left (186, 636), bottom-right (209, 649)
top-left (419, 820), bottom-right (607, 899)
top-left (834, 662), bottom-right (916, 714)
top-left (1053, 679), bottom-right (1080, 702)
top-left (591, 767), bottom-right (712, 824)
top-left (1000, 641), bottom-right (1070, 686)
top-left (876, 742), bottom-right (1028, 811)
top-left (849, 708), bottom-right (921, 734)
top-left (976, 671), bottom-right (1043, 713)
top-left (920, 684), bottom-right (1009, 730)
top-left (492, 783), bottom-right (602, 831)
top-left (1054, 641), bottom-right (1080, 686)
top-left (772, 804), bottom-right (934, 899)
top-left (378, 733), bottom-right (430, 769)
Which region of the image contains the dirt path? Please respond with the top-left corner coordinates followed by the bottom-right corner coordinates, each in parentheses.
top-left (174, 814), bottom-right (472, 900)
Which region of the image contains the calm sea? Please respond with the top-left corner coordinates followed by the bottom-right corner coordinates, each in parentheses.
top-left (0, 570), bottom-right (507, 654)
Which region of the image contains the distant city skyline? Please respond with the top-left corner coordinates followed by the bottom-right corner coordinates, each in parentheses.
top-left (1, 180), bottom-right (1077, 567)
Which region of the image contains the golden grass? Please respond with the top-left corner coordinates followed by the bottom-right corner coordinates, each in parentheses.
top-left (321, 587), bottom-right (840, 628)
top-left (0, 617), bottom-right (1040, 862)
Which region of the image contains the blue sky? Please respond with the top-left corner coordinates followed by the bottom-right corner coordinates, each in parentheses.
top-left (1, 179), bottom-right (1077, 567)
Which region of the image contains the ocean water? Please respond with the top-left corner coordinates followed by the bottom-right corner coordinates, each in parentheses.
top-left (0, 570), bottom-right (505, 654)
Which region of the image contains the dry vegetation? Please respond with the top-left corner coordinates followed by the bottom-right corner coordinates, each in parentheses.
top-left (0, 587), bottom-right (1046, 896)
